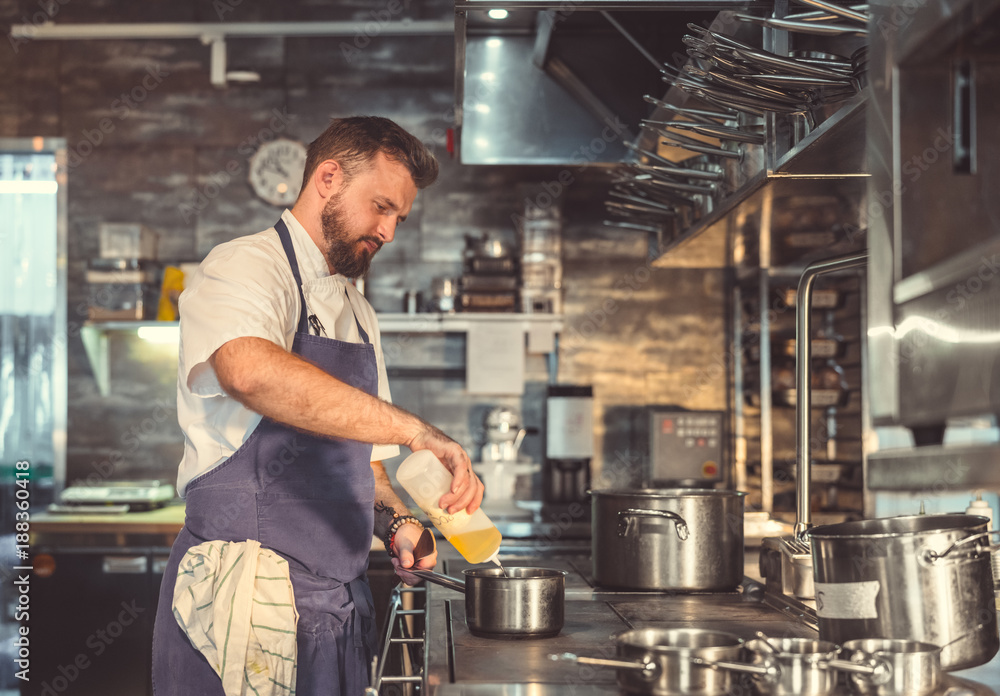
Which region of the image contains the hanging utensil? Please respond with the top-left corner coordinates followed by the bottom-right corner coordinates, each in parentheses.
top-left (631, 160), bottom-right (727, 181)
top-left (789, 0), bottom-right (869, 24)
top-left (666, 120), bottom-right (766, 145)
top-left (738, 15), bottom-right (868, 35)
top-left (643, 95), bottom-right (738, 123)
top-left (602, 220), bottom-right (669, 233)
top-left (623, 140), bottom-right (685, 168)
top-left (730, 45), bottom-right (856, 80)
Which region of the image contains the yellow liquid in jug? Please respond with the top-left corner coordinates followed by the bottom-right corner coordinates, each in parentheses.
top-left (447, 526), bottom-right (502, 564)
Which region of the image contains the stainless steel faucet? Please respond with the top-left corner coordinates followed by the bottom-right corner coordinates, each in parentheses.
top-left (794, 252), bottom-right (868, 540)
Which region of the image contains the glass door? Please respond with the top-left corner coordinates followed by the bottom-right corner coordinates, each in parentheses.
top-left (0, 138), bottom-right (67, 517)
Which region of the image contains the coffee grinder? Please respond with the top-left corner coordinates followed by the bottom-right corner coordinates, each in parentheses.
top-left (542, 385), bottom-right (593, 511)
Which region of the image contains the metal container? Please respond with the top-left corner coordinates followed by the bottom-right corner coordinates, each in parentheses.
top-left (412, 566), bottom-right (566, 639)
top-left (808, 514), bottom-right (1000, 671)
top-left (617, 628), bottom-right (744, 696)
top-left (591, 489), bottom-right (746, 591)
top-left (552, 628), bottom-right (746, 696)
top-left (841, 639), bottom-right (941, 696)
top-left (744, 637), bottom-right (841, 696)
top-left (740, 636), bottom-right (891, 696)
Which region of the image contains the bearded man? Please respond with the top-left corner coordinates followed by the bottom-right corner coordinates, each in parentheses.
top-left (152, 116), bottom-right (484, 696)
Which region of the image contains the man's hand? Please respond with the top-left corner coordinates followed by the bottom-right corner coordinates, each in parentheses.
top-left (390, 523), bottom-right (438, 585)
top-left (407, 426), bottom-right (484, 514)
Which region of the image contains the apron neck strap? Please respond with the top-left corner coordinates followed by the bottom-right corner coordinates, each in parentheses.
top-left (275, 217), bottom-right (311, 335)
top-left (274, 217), bottom-right (371, 344)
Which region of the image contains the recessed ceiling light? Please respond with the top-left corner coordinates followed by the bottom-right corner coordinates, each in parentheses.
top-left (487, 9), bottom-right (509, 20)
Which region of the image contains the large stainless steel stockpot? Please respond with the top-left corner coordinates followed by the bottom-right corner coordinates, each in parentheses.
top-left (412, 566), bottom-right (566, 639)
top-left (808, 513), bottom-right (999, 671)
top-left (591, 488), bottom-right (746, 591)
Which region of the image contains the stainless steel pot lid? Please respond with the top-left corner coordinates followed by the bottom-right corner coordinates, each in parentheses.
top-left (591, 488), bottom-right (746, 498)
top-left (617, 627), bottom-right (744, 652)
top-left (808, 513), bottom-right (985, 539)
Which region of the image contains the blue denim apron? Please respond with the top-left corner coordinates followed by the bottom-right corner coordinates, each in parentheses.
top-left (152, 218), bottom-right (379, 696)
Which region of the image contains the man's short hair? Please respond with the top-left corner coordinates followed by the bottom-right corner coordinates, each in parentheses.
top-left (300, 116), bottom-right (439, 193)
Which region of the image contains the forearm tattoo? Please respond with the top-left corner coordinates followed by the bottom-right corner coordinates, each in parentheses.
top-left (373, 500), bottom-right (400, 538)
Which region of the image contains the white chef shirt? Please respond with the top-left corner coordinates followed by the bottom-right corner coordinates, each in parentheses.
top-left (175, 209), bottom-right (399, 496)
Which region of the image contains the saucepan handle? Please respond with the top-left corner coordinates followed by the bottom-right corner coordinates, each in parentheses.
top-left (825, 658), bottom-right (893, 685)
top-left (920, 529), bottom-right (1000, 565)
top-left (689, 656), bottom-right (780, 682)
top-left (408, 569), bottom-right (465, 593)
top-left (617, 508), bottom-right (690, 540)
top-left (549, 652), bottom-right (660, 679)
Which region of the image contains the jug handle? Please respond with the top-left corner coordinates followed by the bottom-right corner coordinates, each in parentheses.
top-left (617, 508), bottom-right (690, 540)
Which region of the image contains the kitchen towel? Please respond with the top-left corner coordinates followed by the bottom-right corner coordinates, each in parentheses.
top-left (172, 539), bottom-right (298, 696)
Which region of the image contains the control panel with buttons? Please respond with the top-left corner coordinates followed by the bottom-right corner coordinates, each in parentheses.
top-left (649, 409), bottom-right (724, 483)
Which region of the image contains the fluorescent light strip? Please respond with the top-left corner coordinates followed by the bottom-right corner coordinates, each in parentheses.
top-left (0, 181), bottom-right (59, 194)
top-left (136, 325), bottom-right (180, 344)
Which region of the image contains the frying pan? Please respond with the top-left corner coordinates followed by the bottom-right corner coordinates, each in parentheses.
top-left (411, 566), bottom-right (566, 639)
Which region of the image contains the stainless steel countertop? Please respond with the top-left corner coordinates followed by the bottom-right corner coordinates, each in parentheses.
top-left (421, 553), bottom-right (1000, 696)
top-left (424, 554), bottom-right (815, 694)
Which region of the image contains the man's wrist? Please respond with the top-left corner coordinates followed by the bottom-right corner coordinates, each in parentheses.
top-left (384, 515), bottom-right (424, 556)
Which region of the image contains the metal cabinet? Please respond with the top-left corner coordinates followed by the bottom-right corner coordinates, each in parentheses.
top-left (23, 547), bottom-right (168, 696)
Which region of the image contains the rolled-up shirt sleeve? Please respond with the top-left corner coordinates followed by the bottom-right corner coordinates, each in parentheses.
top-left (179, 241), bottom-right (297, 398)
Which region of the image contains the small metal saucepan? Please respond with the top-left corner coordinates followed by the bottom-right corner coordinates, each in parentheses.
top-left (411, 567), bottom-right (566, 639)
top-left (730, 635), bottom-right (890, 696)
top-left (841, 638), bottom-right (942, 696)
top-left (552, 627), bottom-right (747, 696)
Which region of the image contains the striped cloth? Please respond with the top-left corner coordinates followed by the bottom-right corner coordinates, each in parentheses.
top-left (173, 539), bottom-right (299, 696)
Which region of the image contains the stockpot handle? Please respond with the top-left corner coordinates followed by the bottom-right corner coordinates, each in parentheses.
top-left (549, 652), bottom-right (660, 679)
top-left (920, 529), bottom-right (1000, 565)
top-left (689, 656), bottom-right (780, 682)
top-left (617, 508), bottom-right (690, 540)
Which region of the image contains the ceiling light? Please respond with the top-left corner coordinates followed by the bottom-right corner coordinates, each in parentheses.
top-left (487, 9), bottom-right (509, 20)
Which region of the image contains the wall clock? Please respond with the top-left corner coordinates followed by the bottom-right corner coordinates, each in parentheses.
top-left (248, 138), bottom-right (308, 207)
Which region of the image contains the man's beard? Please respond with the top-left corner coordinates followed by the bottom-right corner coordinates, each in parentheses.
top-left (320, 193), bottom-right (383, 278)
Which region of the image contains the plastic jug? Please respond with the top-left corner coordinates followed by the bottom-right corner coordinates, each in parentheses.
top-left (396, 450), bottom-right (502, 565)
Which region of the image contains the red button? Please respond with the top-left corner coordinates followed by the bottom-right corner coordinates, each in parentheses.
top-left (697, 437), bottom-right (706, 447)
top-left (703, 461), bottom-right (718, 477)
top-left (662, 419), bottom-right (674, 434)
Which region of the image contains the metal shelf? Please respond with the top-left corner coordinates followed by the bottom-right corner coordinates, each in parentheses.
top-left (378, 312), bottom-right (563, 334)
top-left (79, 316), bottom-right (565, 393)
top-left (652, 94), bottom-right (870, 269)
top-left (80, 321), bottom-right (179, 396)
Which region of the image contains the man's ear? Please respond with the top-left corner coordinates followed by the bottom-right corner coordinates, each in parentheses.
top-left (311, 160), bottom-right (344, 200)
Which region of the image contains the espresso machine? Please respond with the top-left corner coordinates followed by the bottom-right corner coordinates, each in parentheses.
top-left (542, 385), bottom-right (594, 511)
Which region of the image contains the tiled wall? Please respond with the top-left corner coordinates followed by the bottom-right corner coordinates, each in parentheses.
top-left (1, 0), bottom-right (728, 497)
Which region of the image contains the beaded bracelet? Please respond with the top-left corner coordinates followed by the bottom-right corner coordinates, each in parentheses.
top-left (384, 514), bottom-right (424, 557)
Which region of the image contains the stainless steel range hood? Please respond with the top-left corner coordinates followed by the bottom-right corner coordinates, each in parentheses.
top-left (454, 2), bottom-right (765, 165)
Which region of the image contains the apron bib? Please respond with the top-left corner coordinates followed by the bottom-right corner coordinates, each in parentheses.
top-left (153, 219), bottom-right (379, 696)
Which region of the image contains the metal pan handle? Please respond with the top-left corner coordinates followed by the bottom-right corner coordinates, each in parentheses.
top-left (824, 658), bottom-right (892, 684)
top-left (617, 508), bottom-right (690, 540)
top-left (549, 652), bottom-right (660, 679)
top-left (408, 569), bottom-right (465, 593)
top-left (689, 656), bottom-right (780, 682)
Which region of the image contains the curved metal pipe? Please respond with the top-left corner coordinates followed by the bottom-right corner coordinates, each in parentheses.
top-left (795, 252), bottom-right (867, 539)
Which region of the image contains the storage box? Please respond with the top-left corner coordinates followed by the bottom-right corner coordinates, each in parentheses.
top-left (99, 223), bottom-right (159, 260)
